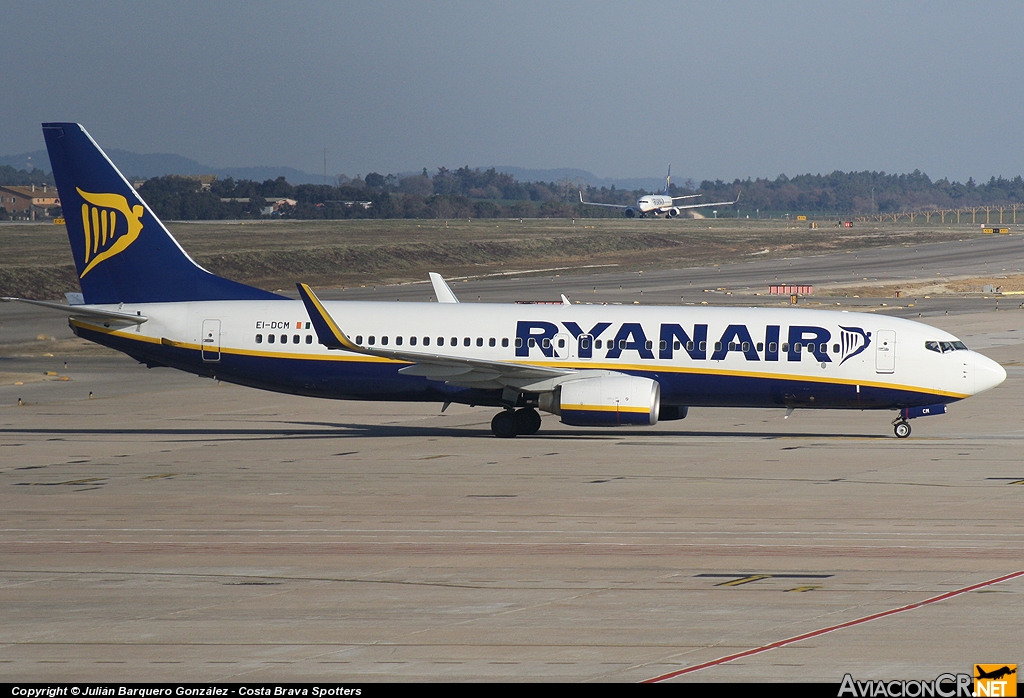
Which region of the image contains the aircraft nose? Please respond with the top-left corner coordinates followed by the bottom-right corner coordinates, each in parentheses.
top-left (972, 352), bottom-right (1006, 394)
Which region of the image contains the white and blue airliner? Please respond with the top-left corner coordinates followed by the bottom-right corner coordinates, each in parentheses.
top-left (3, 123), bottom-right (1006, 438)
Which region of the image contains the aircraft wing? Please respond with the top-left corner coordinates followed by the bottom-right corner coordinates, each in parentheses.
top-left (1, 297), bottom-right (148, 324)
top-left (296, 283), bottom-right (574, 389)
top-left (675, 192), bottom-right (741, 210)
top-left (429, 272), bottom-right (460, 303)
top-left (670, 194), bottom-right (703, 201)
top-left (578, 191), bottom-right (629, 209)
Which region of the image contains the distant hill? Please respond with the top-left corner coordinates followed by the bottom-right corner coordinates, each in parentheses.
top-left (488, 166), bottom-right (668, 192)
top-left (0, 149), bottom-right (325, 185)
top-left (1, 148), bottom-right (678, 190)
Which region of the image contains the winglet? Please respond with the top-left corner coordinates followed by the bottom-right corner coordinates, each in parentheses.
top-left (296, 283), bottom-right (360, 351)
top-left (429, 272), bottom-right (460, 303)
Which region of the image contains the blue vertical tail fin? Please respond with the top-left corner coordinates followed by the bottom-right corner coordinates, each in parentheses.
top-left (42, 123), bottom-right (283, 304)
top-left (664, 165), bottom-right (671, 195)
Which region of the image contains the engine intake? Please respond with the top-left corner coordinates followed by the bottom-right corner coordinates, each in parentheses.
top-left (540, 375), bottom-right (660, 427)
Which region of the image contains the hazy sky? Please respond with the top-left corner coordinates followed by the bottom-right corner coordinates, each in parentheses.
top-left (4, 1), bottom-right (1023, 182)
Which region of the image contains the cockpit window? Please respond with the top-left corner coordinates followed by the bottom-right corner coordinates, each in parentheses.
top-left (926, 340), bottom-right (969, 353)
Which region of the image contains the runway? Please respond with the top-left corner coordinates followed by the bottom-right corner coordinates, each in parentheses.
top-left (1, 238), bottom-right (1023, 682)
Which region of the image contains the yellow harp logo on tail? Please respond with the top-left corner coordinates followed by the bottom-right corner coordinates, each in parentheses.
top-left (77, 188), bottom-right (144, 278)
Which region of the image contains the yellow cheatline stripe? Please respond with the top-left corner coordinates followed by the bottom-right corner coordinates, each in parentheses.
top-left (562, 404), bottom-right (651, 414)
top-left (299, 283), bottom-right (361, 351)
top-left (70, 319), bottom-right (397, 364)
top-left (69, 320), bottom-right (968, 399)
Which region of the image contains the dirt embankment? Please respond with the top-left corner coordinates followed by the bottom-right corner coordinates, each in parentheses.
top-left (0, 219), bottom-right (981, 299)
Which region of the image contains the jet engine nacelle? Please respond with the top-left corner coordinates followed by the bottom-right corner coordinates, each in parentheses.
top-left (539, 375), bottom-right (660, 427)
top-left (668, 207), bottom-right (680, 217)
top-left (623, 208), bottom-right (637, 218)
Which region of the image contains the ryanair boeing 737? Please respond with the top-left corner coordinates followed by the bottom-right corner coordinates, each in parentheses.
top-left (579, 166), bottom-right (738, 218)
top-left (2, 124), bottom-right (1006, 438)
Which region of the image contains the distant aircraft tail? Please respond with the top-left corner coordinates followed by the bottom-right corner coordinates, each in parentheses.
top-left (42, 123), bottom-right (283, 304)
top-left (664, 165), bottom-right (671, 195)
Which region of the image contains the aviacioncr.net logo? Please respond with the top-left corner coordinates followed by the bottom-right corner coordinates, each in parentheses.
top-left (76, 188), bottom-right (144, 278)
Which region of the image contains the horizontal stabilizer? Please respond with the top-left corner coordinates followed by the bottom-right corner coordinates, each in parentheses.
top-left (1, 296), bottom-right (147, 324)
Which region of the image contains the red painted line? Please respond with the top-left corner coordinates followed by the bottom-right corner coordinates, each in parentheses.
top-left (644, 568), bottom-right (1024, 683)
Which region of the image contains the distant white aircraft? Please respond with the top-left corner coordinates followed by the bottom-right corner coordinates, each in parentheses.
top-left (580, 166), bottom-right (738, 218)
top-left (3, 124), bottom-right (1006, 440)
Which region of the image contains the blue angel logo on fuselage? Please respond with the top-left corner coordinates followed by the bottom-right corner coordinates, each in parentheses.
top-left (838, 326), bottom-right (872, 365)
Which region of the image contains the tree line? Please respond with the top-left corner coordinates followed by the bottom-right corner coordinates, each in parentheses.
top-left (6, 163), bottom-right (1024, 221)
top-left (696, 170), bottom-right (1024, 214)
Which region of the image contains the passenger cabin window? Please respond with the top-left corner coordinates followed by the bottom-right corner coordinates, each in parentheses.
top-left (489, 338), bottom-right (496, 347)
top-left (464, 337), bottom-right (471, 347)
top-left (306, 335), bottom-right (312, 344)
top-left (280, 334), bottom-right (287, 344)
top-left (476, 337), bottom-right (483, 347)
top-left (714, 342), bottom-right (722, 351)
top-left (756, 342), bottom-right (763, 352)
top-left (256, 334), bottom-right (263, 344)
top-left (618, 339), bottom-right (627, 350)
top-left (410, 336), bottom-right (417, 346)
top-left (558, 338), bottom-right (566, 348)
top-left (528, 338), bottom-right (536, 348)
top-left (450, 337), bottom-right (457, 346)
top-left (396, 336), bottom-right (403, 346)
top-left (580, 337), bottom-right (591, 350)
top-left (268, 334), bottom-right (275, 344)
top-left (502, 338), bottom-right (509, 348)
top-left (769, 342), bottom-right (778, 353)
top-left (368, 336), bottom-right (376, 345)
top-left (381, 336), bottom-right (389, 345)
top-left (832, 343), bottom-right (840, 353)
top-left (741, 342), bottom-right (750, 352)
top-left (515, 338), bottom-right (522, 348)
top-left (698, 341), bottom-right (706, 352)
top-left (781, 343), bottom-right (789, 352)
top-left (644, 340), bottom-right (652, 350)
top-left (424, 337), bottom-right (430, 346)
top-left (595, 339), bottom-right (602, 349)
top-left (293, 335), bottom-right (300, 344)
top-left (356, 335), bottom-right (363, 344)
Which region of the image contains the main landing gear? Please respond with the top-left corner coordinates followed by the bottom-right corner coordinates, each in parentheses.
top-left (892, 419), bottom-right (911, 439)
top-left (491, 407), bottom-right (541, 438)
